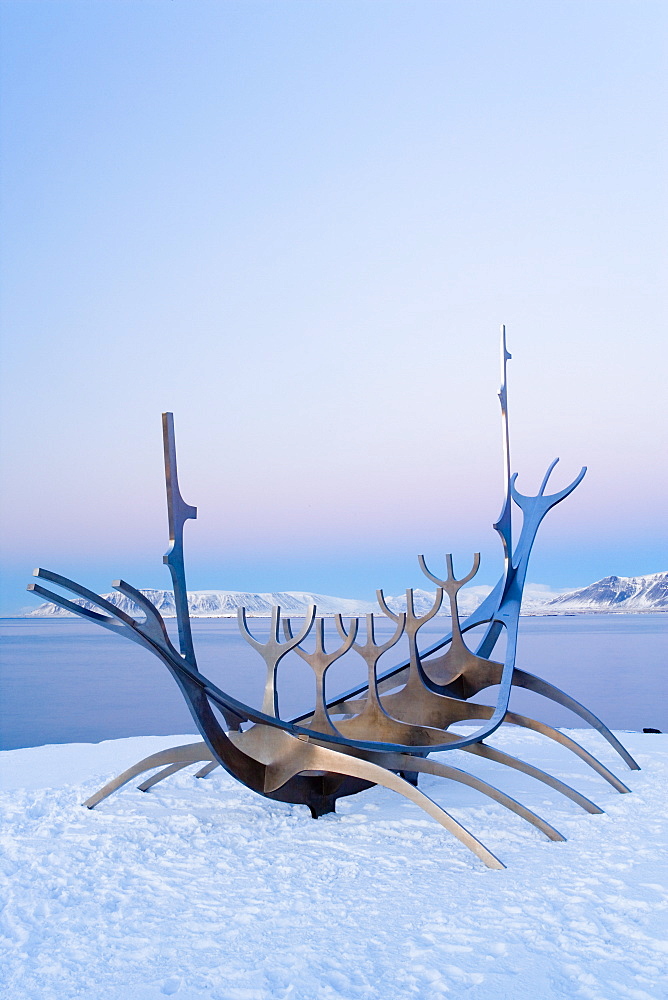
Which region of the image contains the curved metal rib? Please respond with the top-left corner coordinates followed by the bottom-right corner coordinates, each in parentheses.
top-left (416, 651), bottom-right (639, 773)
top-left (90, 728), bottom-right (602, 816)
top-left (232, 725), bottom-right (505, 869)
top-left (359, 752), bottom-right (566, 842)
top-left (303, 703), bottom-right (603, 814)
top-left (387, 690), bottom-right (631, 794)
top-left (365, 710), bottom-right (604, 814)
top-left (511, 668), bottom-right (640, 770)
top-left (502, 711), bottom-right (631, 793)
top-left (115, 577), bottom-right (245, 731)
top-left (28, 570), bottom-right (520, 755)
top-left (461, 741), bottom-right (602, 814)
top-left (195, 760), bottom-right (219, 778)
top-left (83, 742), bottom-right (211, 808)
top-left (138, 761), bottom-right (193, 792)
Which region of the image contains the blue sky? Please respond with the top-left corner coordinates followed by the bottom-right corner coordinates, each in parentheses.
top-left (1, 0), bottom-right (666, 613)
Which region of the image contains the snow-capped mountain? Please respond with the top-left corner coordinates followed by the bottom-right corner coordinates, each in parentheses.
top-left (28, 589), bottom-right (379, 619)
top-left (27, 572), bottom-right (667, 618)
top-left (27, 585), bottom-right (500, 619)
top-left (382, 586), bottom-right (493, 617)
top-left (543, 572), bottom-right (668, 612)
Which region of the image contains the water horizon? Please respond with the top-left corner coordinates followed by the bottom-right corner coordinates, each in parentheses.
top-left (1, 614), bottom-right (666, 750)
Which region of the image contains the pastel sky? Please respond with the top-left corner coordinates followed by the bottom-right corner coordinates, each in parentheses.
top-left (1, 0), bottom-right (666, 614)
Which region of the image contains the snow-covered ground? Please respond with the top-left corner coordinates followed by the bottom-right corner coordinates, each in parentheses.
top-left (1, 729), bottom-right (666, 1000)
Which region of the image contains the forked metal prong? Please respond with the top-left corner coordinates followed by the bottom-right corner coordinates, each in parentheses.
top-left (376, 589), bottom-right (400, 623)
top-left (419, 553), bottom-right (480, 591)
top-left (336, 612), bottom-right (405, 659)
top-left (238, 604), bottom-right (317, 716)
top-left (112, 579), bottom-right (181, 659)
top-left (283, 615), bottom-right (358, 736)
top-left (510, 463), bottom-right (587, 510)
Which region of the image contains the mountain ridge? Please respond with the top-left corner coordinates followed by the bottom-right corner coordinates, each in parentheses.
top-left (544, 572), bottom-right (668, 613)
top-left (26, 572), bottom-right (667, 618)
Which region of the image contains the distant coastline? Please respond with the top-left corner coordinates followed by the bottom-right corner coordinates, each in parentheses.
top-left (5, 610), bottom-right (666, 620)
top-left (15, 571), bottom-right (668, 619)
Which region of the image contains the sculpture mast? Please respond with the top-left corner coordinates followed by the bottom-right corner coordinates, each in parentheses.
top-left (162, 412), bottom-right (198, 669)
top-left (493, 324), bottom-right (513, 564)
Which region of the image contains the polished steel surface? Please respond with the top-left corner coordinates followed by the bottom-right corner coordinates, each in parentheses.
top-left (311, 330), bottom-right (637, 770)
top-left (505, 669), bottom-right (640, 770)
top-left (226, 724), bottom-right (505, 868)
top-left (376, 587), bottom-right (443, 695)
top-left (162, 413), bottom-right (198, 669)
top-left (282, 616), bottom-right (359, 736)
top-left (30, 566), bottom-right (521, 864)
top-left (494, 324), bottom-right (514, 564)
top-left (82, 742), bottom-right (211, 809)
top-left (418, 552), bottom-right (497, 695)
top-left (138, 761), bottom-right (195, 792)
top-left (194, 760), bottom-right (219, 778)
top-left (27, 332), bottom-right (639, 869)
top-left (85, 727), bottom-right (603, 818)
top-left (92, 716), bottom-right (602, 815)
top-left (330, 609), bottom-right (606, 810)
top-left (238, 604), bottom-right (316, 717)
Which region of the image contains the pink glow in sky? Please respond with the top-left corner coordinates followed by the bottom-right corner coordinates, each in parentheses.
top-left (1, 1), bottom-right (666, 613)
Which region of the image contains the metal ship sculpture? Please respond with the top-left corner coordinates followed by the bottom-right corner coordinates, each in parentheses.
top-left (28, 330), bottom-right (639, 869)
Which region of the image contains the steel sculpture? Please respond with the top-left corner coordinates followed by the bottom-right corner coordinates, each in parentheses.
top-left (28, 328), bottom-right (639, 869)
top-left (238, 604), bottom-right (317, 718)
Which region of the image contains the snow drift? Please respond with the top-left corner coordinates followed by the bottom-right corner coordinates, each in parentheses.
top-left (1, 729), bottom-right (666, 1000)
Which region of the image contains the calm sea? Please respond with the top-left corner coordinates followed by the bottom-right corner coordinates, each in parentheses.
top-left (1, 614), bottom-right (666, 750)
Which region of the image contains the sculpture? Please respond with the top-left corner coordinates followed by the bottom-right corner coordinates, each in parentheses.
top-left (28, 329), bottom-right (638, 869)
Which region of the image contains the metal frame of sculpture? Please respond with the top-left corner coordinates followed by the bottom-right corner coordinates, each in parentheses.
top-left (28, 329), bottom-right (639, 870)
